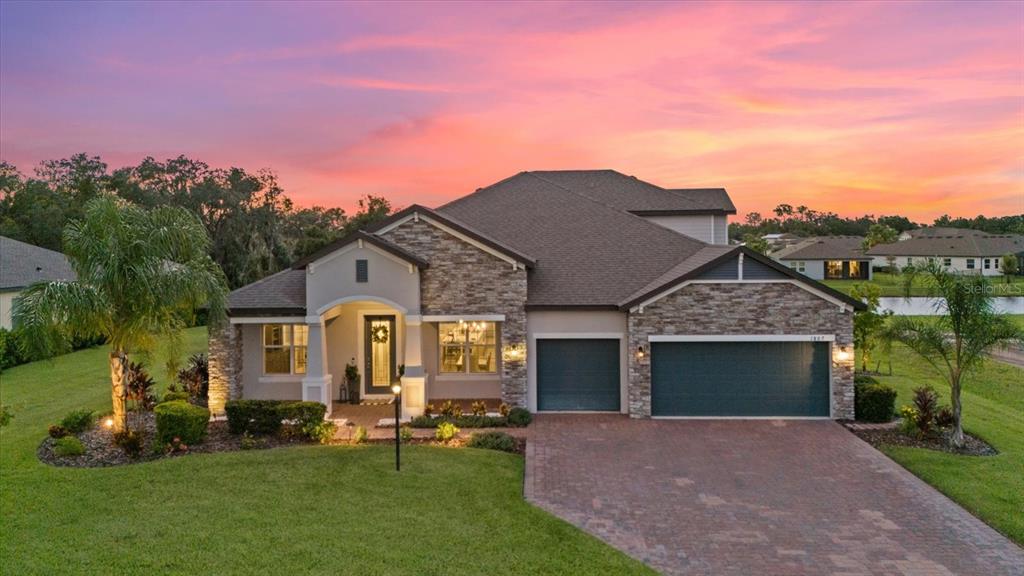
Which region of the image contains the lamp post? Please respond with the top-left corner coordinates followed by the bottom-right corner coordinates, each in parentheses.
top-left (391, 383), bottom-right (402, 471)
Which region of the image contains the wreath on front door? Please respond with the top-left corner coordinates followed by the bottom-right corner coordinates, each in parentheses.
top-left (371, 324), bottom-right (390, 344)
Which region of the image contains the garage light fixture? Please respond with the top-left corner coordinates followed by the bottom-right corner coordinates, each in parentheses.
top-left (836, 346), bottom-right (851, 361)
top-left (636, 345), bottom-right (647, 359)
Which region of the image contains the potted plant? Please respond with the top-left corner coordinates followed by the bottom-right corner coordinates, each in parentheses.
top-left (345, 360), bottom-right (360, 405)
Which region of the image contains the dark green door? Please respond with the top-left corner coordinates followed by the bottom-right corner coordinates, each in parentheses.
top-left (651, 341), bottom-right (830, 417)
top-left (537, 339), bottom-right (620, 411)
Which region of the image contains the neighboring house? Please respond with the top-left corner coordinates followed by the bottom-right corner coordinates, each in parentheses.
top-left (772, 236), bottom-right (873, 281)
top-left (0, 236), bottom-right (76, 330)
top-left (211, 170), bottom-right (862, 421)
top-left (867, 228), bottom-right (1024, 276)
top-left (762, 232), bottom-right (801, 251)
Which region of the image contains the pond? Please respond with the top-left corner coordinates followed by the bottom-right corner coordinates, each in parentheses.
top-left (877, 297), bottom-right (1024, 316)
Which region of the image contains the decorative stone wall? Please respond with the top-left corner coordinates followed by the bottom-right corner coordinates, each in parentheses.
top-left (627, 282), bottom-right (855, 419)
top-left (208, 323), bottom-right (243, 417)
top-left (382, 218), bottom-right (529, 406)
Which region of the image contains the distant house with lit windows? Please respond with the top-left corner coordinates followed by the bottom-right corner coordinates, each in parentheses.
top-left (866, 228), bottom-right (1024, 277)
top-left (771, 236), bottom-right (872, 281)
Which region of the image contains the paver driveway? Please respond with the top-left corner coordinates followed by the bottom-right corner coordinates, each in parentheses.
top-left (525, 415), bottom-right (1024, 576)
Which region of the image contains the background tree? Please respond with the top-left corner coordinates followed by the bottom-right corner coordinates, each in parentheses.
top-left (889, 262), bottom-right (1021, 447)
top-left (849, 282), bottom-right (891, 372)
top-left (1001, 253), bottom-right (1019, 282)
top-left (862, 223), bottom-right (898, 250)
top-left (741, 233), bottom-right (770, 254)
top-left (13, 196), bottom-right (228, 432)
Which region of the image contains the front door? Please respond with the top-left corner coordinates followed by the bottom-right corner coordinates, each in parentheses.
top-left (364, 315), bottom-right (397, 395)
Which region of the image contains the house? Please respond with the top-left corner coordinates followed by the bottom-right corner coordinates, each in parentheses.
top-left (866, 227), bottom-right (1024, 276)
top-left (771, 236), bottom-right (873, 281)
top-left (0, 236), bottom-right (76, 330)
top-left (211, 170), bottom-right (862, 421)
top-left (762, 232), bottom-right (801, 251)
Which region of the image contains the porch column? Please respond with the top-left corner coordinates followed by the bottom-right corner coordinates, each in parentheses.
top-left (400, 315), bottom-right (426, 418)
top-left (302, 315), bottom-right (332, 416)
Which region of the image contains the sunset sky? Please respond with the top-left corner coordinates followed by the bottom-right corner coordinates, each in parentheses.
top-left (1, 1), bottom-right (1022, 222)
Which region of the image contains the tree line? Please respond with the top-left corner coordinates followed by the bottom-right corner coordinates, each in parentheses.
top-left (729, 203), bottom-right (1024, 242)
top-left (0, 154), bottom-right (392, 289)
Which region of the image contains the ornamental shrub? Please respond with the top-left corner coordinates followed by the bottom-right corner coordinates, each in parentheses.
top-left (409, 414), bottom-right (508, 428)
top-left (854, 383), bottom-right (897, 423)
top-left (48, 424), bottom-right (70, 439)
top-left (162, 391), bottom-right (190, 403)
top-left (400, 425), bottom-right (414, 443)
top-left (279, 401), bottom-right (327, 429)
top-left (224, 399), bottom-right (285, 435)
top-left (154, 400), bottom-right (210, 445)
top-left (113, 430), bottom-right (144, 458)
top-left (898, 405), bottom-right (919, 436)
top-left (470, 401), bottom-right (487, 416)
top-left (302, 420), bottom-right (336, 444)
top-left (911, 386), bottom-right (940, 437)
top-left (506, 407), bottom-right (532, 427)
top-left (54, 436), bottom-right (85, 457)
top-left (60, 409), bottom-right (95, 433)
top-left (352, 425), bottom-right (368, 444)
top-left (467, 431), bottom-right (516, 453)
top-left (435, 421), bottom-right (459, 443)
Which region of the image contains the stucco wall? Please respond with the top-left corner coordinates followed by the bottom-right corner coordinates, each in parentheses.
top-left (305, 243), bottom-right (420, 315)
top-left (381, 218), bottom-right (529, 406)
top-left (0, 290), bottom-right (16, 330)
top-left (526, 310), bottom-right (628, 413)
top-left (627, 282), bottom-right (855, 419)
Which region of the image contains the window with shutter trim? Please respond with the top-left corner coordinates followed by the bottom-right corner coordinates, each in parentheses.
top-left (356, 259), bottom-right (368, 282)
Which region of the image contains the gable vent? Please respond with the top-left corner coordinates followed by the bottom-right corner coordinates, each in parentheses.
top-left (356, 259), bottom-right (368, 283)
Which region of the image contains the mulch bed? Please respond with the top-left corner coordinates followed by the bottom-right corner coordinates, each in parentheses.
top-left (848, 425), bottom-right (998, 456)
top-left (39, 412), bottom-right (526, 467)
top-left (38, 412), bottom-right (313, 468)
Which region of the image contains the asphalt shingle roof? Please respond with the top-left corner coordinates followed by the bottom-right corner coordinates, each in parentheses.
top-left (439, 171), bottom-right (711, 307)
top-left (773, 236), bottom-right (870, 261)
top-left (227, 268), bottom-right (306, 314)
top-left (866, 232), bottom-right (1024, 258)
top-left (526, 170), bottom-right (735, 214)
top-left (0, 236), bottom-right (76, 290)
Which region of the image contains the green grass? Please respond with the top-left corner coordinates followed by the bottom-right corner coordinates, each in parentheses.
top-left (0, 328), bottom-right (652, 575)
top-left (864, 343), bottom-right (1024, 545)
top-left (823, 271), bottom-right (1024, 297)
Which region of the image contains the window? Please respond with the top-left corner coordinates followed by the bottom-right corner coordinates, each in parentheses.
top-left (263, 325), bottom-right (308, 375)
top-left (790, 261), bottom-right (806, 273)
top-left (966, 258), bottom-right (975, 270)
top-left (439, 321), bottom-right (498, 374)
top-left (943, 258), bottom-right (952, 267)
top-left (825, 261), bottom-right (843, 279)
top-left (848, 260), bottom-right (861, 278)
top-left (906, 257), bottom-right (913, 266)
top-left (356, 259), bottom-right (368, 283)
top-left (984, 259), bottom-right (991, 270)
top-left (994, 258), bottom-right (1000, 269)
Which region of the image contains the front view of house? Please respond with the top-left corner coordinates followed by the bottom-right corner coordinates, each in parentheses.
top-left (209, 170), bottom-right (863, 420)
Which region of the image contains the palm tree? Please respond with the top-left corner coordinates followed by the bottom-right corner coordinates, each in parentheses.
top-left (13, 196), bottom-right (227, 432)
top-left (889, 262), bottom-right (1021, 447)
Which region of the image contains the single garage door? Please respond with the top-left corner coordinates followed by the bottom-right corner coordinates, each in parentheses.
top-left (651, 341), bottom-right (830, 417)
top-left (537, 339), bottom-right (620, 411)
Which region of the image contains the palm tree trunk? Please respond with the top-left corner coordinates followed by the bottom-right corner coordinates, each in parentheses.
top-left (109, 350), bottom-right (127, 433)
top-left (950, 375), bottom-right (964, 448)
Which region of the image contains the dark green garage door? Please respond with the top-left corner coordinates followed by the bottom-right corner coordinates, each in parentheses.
top-left (651, 341), bottom-right (830, 417)
top-left (537, 339), bottom-right (620, 411)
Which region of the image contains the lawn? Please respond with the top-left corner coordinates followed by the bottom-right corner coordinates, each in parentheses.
top-left (823, 271), bottom-right (1024, 297)
top-left (0, 327), bottom-right (653, 575)
top-left (865, 342), bottom-right (1024, 545)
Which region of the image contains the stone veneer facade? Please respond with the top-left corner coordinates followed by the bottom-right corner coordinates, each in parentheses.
top-left (381, 218), bottom-right (529, 407)
top-left (627, 282), bottom-right (855, 419)
top-left (208, 322), bottom-right (244, 417)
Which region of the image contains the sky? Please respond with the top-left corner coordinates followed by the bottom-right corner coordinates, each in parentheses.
top-left (1, 1), bottom-right (1022, 222)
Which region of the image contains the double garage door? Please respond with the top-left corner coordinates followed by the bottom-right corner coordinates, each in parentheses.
top-left (536, 338), bottom-right (831, 417)
top-left (651, 341), bottom-right (831, 417)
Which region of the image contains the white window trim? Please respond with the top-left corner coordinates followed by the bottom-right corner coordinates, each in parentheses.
top-left (262, 324), bottom-right (308, 376)
top-left (438, 320), bottom-right (499, 375)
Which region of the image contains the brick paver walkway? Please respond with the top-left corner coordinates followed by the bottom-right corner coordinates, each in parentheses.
top-left (525, 414), bottom-right (1024, 575)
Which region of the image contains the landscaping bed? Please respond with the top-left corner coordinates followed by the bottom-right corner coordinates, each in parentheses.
top-left (848, 425), bottom-right (997, 457)
top-left (38, 412), bottom-right (312, 468)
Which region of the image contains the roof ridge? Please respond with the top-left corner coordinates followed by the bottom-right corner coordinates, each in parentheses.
top-left (437, 171), bottom-right (528, 212)
top-left (524, 172), bottom-right (711, 248)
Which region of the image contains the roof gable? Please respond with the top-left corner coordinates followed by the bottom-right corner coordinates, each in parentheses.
top-left (291, 230), bottom-right (430, 270)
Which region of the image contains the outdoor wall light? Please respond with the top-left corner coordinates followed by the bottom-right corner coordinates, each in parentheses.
top-left (836, 346), bottom-right (851, 361)
top-left (637, 345), bottom-right (647, 359)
